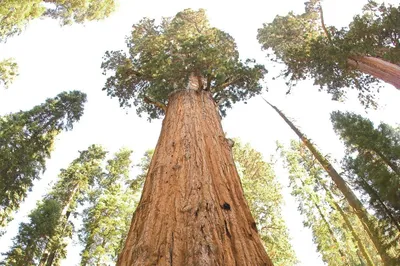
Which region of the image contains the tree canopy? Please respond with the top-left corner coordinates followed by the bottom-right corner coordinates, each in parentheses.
top-left (0, 91), bottom-right (87, 231)
top-left (101, 8), bottom-right (266, 120)
top-left (0, 0), bottom-right (116, 41)
top-left (257, 0), bottom-right (400, 107)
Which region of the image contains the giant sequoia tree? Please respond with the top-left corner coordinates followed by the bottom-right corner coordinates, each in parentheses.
top-left (101, 8), bottom-right (272, 265)
top-left (0, 91), bottom-right (87, 232)
top-left (258, 0), bottom-right (400, 107)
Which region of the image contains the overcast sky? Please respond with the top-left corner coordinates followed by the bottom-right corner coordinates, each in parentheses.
top-left (0, 0), bottom-right (399, 265)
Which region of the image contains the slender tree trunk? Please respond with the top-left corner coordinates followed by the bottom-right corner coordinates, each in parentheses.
top-left (264, 99), bottom-right (393, 265)
top-left (347, 56), bottom-right (400, 89)
top-left (317, 178), bottom-right (375, 266)
top-left (118, 90), bottom-right (273, 266)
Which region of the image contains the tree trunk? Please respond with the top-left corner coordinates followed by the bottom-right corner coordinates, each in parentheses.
top-left (347, 56), bottom-right (400, 89)
top-left (264, 99), bottom-right (393, 265)
top-left (118, 90), bottom-right (273, 266)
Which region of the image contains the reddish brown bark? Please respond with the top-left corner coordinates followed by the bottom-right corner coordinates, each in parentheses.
top-left (118, 90), bottom-right (272, 266)
top-left (347, 56), bottom-right (400, 89)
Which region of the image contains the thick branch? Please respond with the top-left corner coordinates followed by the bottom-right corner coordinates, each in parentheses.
top-left (143, 96), bottom-right (167, 112)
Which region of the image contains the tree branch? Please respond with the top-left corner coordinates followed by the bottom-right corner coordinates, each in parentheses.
top-left (319, 3), bottom-right (332, 44)
top-left (143, 96), bottom-right (167, 112)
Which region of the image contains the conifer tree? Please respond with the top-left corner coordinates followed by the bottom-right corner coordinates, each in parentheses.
top-left (79, 148), bottom-right (136, 266)
top-left (2, 145), bottom-right (106, 266)
top-left (233, 141), bottom-right (297, 266)
top-left (280, 140), bottom-right (380, 266)
top-left (258, 0), bottom-right (400, 107)
top-left (264, 99), bottom-right (396, 265)
top-left (331, 111), bottom-right (400, 247)
top-left (102, 9), bottom-right (272, 265)
top-left (0, 91), bottom-right (87, 232)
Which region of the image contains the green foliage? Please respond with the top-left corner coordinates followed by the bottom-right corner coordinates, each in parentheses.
top-left (102, 9), bottom-right (266, 120)
top-left (79, 149), bottom-right (152, 265)
top-left (233, 141), bottom-right (297, 266)
top-left (0, 59), bottom-right (18, 88)
top-left (2, 145), bottom-right (107, 266)
top-left (280, 140), bottom-right (379, 265)
top-left (0, 0), bottom-right (116, 41)
top-left (257, 0), bottom-right (400, 107)
top-left (331, 111), bottom-right (400, 255)
top-left (79, 148), bottom-right (136, 265)
top-left (0, 0), bottom-right (44, 42)
top-left (0, 91), bottom-right (87, 232)
top-left (44, 0), bottom-right (116, 26)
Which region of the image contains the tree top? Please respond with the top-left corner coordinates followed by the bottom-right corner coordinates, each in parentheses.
top-left (102, 8), bottom-right (266, 120)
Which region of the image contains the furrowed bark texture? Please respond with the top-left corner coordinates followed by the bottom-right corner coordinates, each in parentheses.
top-left (118, 90), bottom-right (272, 266)
top-left (348, 56), bottom-right (400, 89)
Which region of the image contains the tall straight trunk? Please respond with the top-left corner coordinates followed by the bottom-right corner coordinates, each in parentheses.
top-left (264, 99), bottom-right (393, 265)
top-left (347, 56), bottom-right (400, 89)
top-left (118, 90), bottom-right (272, 266)
top-left (316, 178), bottom-right (375, 266)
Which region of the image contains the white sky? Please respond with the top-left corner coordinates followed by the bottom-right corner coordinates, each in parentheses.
top-left (0, 0), bottom-right (399, 265)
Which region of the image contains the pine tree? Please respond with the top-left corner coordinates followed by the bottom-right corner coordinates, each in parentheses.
top-left (264, 99), bottom-right (396, 265)
top-left (257, 0), bottom-right (400, 107)
top-left (233, 140), bottom-right (297, 266)
top-left (0, 91), bottom-right (87, 232)
top-left (79, 148), bottom-right (135, 265)
top-left (79, 149), bottom-right (152, 265)
top-left (331, 111), bottom-right (400, 257)
top-left (2, 145), bottom-right (106, 266)
top-left (102, 9), bottom-right (272, 265)
top-left (280, 140), bottom-right (379, 266)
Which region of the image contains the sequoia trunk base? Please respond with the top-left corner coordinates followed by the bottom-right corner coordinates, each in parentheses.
top-left (117, 90), bottom-right (272, 266)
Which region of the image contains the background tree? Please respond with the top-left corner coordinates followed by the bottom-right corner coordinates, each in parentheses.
top-left (0, 91), bottom-right (87, 232)
top-left (102, 9), bottom-right (272, 265)
top-left (257, 0), bottom-right (400, 107)
top-left (264, 98), bottom-right (395, 265)
top-left (2, 145), bottom-right (106, 266)
top-left (233, 140), bottom-right (297, 266)
top-left (79, 148), bottom-right (136, 266)
top-left (331, 111), bottom-right (400, 250)
top-left (280, 140), bottom-right (380, 266)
